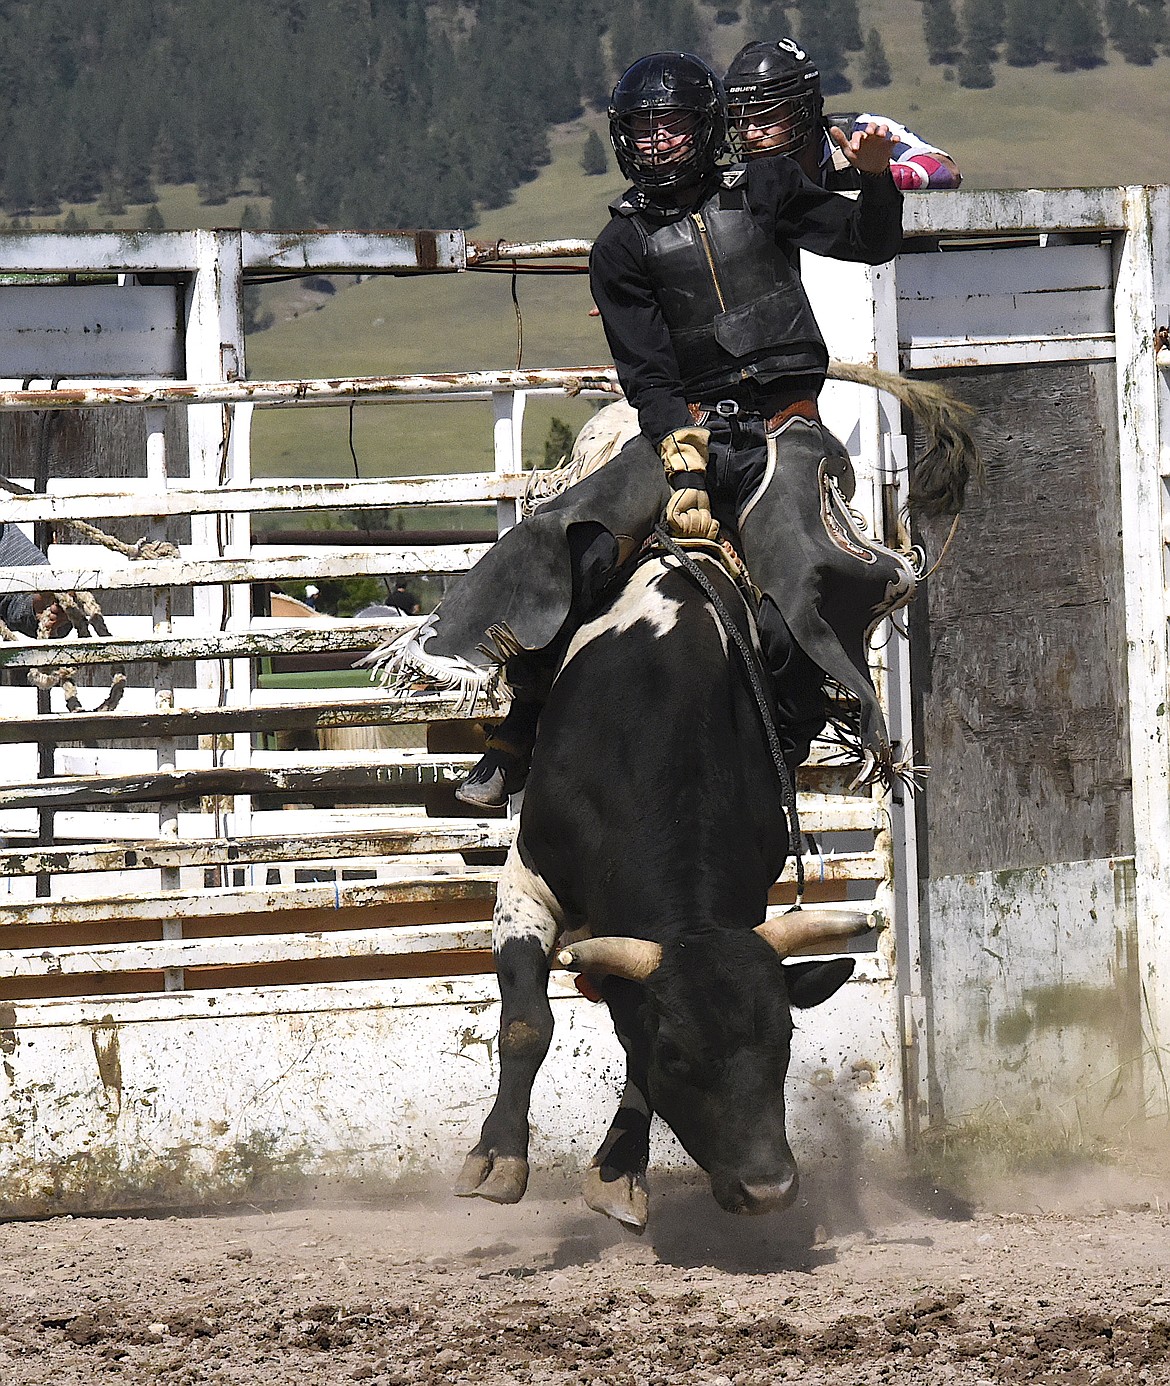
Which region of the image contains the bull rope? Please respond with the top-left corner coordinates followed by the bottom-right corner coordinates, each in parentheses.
top-left (651, 523), bottom-right (806, 906)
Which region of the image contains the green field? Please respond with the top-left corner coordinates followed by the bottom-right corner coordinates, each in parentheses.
top-left (246, 118), bottom-right (629, 486)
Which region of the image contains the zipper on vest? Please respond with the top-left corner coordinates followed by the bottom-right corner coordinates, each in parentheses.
top-left (690, 211), bottom-right (727, 313)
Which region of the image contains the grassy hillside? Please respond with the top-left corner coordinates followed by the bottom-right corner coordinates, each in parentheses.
top-left (802, 0), bottom-right (1170, 191)
top-left (246, 118), bottom-right (629, 484)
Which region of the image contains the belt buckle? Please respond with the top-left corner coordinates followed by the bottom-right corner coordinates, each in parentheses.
top-left (713, 399), bottom-right (739, 417)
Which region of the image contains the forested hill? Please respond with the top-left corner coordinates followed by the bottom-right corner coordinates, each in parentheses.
top-left (3, 0), bottom-right (1167, 232)
top-left (0, 0), bottom-right (712, 229)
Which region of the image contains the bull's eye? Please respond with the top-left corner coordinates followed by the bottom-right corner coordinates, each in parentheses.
top-left (654, 1036), bottom-right (691, 1077)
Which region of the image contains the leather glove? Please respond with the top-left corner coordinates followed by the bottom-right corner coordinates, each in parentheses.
top-left (658, 426), bottom-right (720, 541)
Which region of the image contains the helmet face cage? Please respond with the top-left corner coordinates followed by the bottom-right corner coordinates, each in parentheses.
top-left (609, 53), bottom-right (725, 197)
top-left (725, 89), bottom-right (821, 159)
top-left (724, 38), bottom-right (823, 160)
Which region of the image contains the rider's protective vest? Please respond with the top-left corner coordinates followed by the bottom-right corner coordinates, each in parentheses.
top-left (614, 168), bottom-right (828, 398)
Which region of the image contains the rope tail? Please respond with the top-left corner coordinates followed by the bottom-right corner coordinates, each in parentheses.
top-left (827, 358), bottom-right (984, 517)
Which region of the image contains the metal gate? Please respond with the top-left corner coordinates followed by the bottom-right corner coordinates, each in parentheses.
top-left (897, 187), bottom-right (1170, 1140)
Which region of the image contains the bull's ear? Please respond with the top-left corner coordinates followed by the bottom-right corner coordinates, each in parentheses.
top-left (783, 957), bottom-right (855, 1009)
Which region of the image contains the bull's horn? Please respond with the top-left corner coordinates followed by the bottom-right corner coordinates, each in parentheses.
top-left (557, 936), bottom-right (663, 982)
top-left (754, 908), bottom-right (876, 959)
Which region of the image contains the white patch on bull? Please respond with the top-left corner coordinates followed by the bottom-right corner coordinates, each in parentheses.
top-left (493, 841), bottom-right (565, 956)
top-left (561, 561), bottom-right (684, 669)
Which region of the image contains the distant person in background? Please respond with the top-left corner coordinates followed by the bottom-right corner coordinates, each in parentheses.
top-left (724, 38), bottom-right (961, 191)
top-left (0, 522), bottom-right (68, 638)
top-left (387, 583), bottom-right (421, 617)
top-left (303, 584), bottom-right (320, 610)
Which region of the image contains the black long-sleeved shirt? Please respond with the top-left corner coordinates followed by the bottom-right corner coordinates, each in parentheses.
top-left (589, 156), bottom-right (903, 445)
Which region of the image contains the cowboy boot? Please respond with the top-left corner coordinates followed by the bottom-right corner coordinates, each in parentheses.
top-left (455, 696), bottom-right (543, 808)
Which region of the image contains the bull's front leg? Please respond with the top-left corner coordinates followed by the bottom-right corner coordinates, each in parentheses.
top-left (454, 842), bottom-right (560, 1204)
top-left (582, 982), bottom-right (652, 1232)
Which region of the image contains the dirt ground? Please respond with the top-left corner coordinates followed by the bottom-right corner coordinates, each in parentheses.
top-left (1, 1153), bottom-right (1168, 1386)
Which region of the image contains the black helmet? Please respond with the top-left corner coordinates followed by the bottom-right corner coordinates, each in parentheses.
top-left (723, 38), bottom-right (823, 160)
top-left (608, 52), bottom-right (725, 198)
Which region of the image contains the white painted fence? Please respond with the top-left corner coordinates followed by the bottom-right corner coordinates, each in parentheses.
top-left (0, 188), bottom-right (1165, 1214)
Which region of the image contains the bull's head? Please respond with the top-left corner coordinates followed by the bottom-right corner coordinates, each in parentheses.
top-left (558, 910), bottom-right (869, 1216)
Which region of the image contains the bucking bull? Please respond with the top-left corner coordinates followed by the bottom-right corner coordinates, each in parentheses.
top-left (376, 365), bottom-right (978, 1232)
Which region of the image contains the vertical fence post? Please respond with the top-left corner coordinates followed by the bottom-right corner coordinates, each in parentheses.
top-left (493, 389), bottom-right (525, 535)
top-left (146, 404), bottom-right (185, 990)
top-left (1114, 186), bottom-right (1170, 1119)
top-left (872, 258), bottom-right (932, 1143)
top-left (183, 229), bottom-right (247, 949)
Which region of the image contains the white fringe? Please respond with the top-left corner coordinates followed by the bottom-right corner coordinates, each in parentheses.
top-left (361, 617), bottom-right (502, 714)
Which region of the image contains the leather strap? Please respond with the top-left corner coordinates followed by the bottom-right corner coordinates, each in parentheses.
top-left (688, 398), bottom-right (820, 430)
top-left (764, 398), bottom-right (820, 430)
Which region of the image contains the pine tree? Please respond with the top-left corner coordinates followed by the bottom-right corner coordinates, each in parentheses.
top-left (97, 176), bottom-right (126, 216)
top-left (923, 0), bottom-right (963, 63)
top-left (797, 0), bottom-right (850, 92)
top-left (749, 0), bottom-right (790, 33)
top-left (1113, 0), bottom-right (1163, 60)
top-left (834, 0), bottom-right (865, 50)
top-left (859, 27), bottom-right (892, 83)
top-left (962, 0), bottom-right (1006, 57)
top-left (1052, 0), bottom-right (1107, 67)
top-left (141, 204), bottom-right (164, 231)
top-left (1003, 0), bottom-right (1051, 63)
top-left (581, 130), bottom-right (608, 175)
top-left (543, 418), bottom-right (575, 469)
top-left (957, 47), bottom-right (997, 83)
top-left (575, 39), bottom-right (609, 109)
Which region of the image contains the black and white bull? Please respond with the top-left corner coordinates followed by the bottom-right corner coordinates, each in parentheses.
top-left (455, 551), bottom-right (871, 1231)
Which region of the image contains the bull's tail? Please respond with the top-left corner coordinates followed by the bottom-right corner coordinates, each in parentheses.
top-left (827, 359), bottom-right (983, 517)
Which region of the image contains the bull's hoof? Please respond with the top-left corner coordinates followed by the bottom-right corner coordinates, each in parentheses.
top-left (454, 1151), bottom-right (529, 1204)
top-left (582, 1164), bottom-right (649, 1233)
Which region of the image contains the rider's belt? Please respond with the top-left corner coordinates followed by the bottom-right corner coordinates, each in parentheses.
top-left (687, 397), bottom-right (820, 430)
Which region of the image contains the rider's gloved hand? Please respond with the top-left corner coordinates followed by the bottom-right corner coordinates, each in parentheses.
top-left (658, 426), bottom-right (720, 542)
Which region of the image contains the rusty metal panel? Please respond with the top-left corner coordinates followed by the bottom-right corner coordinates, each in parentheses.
top-left (0, 541), bottom-right (491, 591)
top-left (902, 186), bottom-right (1126, 236)
top-left (0, 285), bottom-right (182, 378)
top-left (898, 244), bottom-right (1114, 369)
top-left (0, 367), bottom-right (619, 412)
top-left (0, 973), bottom-right (902, 1215)
top-left (0, 821), bottom-right (515, 878)
top-left (0, 230), bottom-right (202, 273)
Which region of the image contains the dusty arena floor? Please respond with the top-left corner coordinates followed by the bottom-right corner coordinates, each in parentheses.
top-left (1, 1155), bottom-right (1168, 1385)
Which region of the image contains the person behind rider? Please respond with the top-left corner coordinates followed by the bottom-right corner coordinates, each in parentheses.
top-left (377, 51), bottom-right (917, 807)
top-left (724, 36), bottom-right (961, 191)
